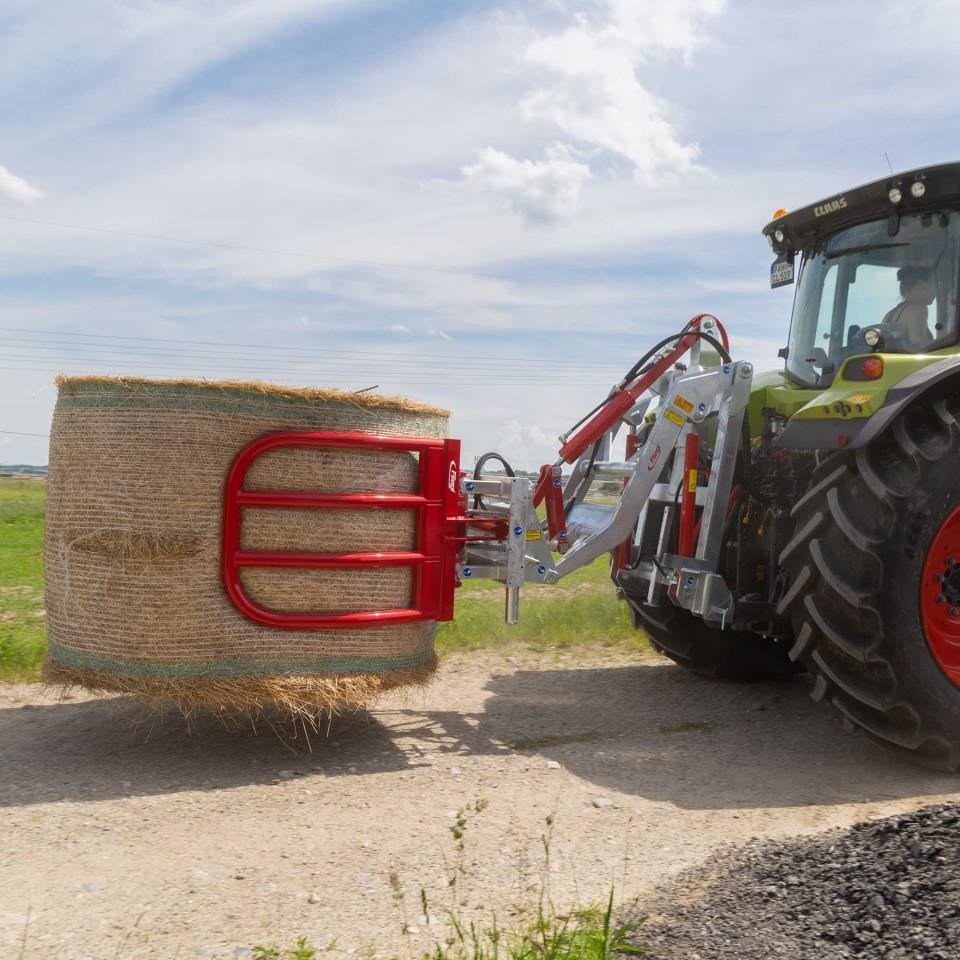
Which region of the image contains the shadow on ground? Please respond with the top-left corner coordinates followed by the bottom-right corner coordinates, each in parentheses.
top-left (1, 660), bottom-right (956, 810)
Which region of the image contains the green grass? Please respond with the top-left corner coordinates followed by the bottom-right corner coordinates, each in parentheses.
top-left (436, 554), bottom-right (645, 656)
top-left (418, 891), bottom-right (644, 960)
top-left (0, 478), bottom-right (46, 680)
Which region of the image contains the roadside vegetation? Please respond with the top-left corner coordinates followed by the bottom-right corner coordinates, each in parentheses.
top-left (436, 556), bottom-right (643, 657)
top-left (0, 477), bottom-right (646, 680)
top-left (252, 806), bottom-right (646, 960)
top-left (0, 477), bottom-right (46, 680)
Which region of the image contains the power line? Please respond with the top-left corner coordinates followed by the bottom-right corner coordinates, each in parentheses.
top-left (0, 429), bottom-right (47, 438)
top-left (0, 348), bottom-right (616, 380)
top-left (0, 327), bottom-right (624, 370)
top-left (0, 367), bottom-right (609, 390)
top-left (0, 336), bottom-right (622, 374)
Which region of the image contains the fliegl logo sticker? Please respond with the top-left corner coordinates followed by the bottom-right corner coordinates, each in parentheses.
top-left (448, 460), bottom-right (458, 493)
top-left (646, 443), bottom-right (663, 471)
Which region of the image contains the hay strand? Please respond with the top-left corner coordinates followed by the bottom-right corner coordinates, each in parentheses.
top-left (43, 657), bottom-right (437, 723)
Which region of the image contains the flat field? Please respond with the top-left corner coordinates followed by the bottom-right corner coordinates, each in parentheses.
top-left (0, 477), bottom-right (46, 679)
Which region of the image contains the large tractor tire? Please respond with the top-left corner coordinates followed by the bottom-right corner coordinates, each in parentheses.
top-left (627, 599), bottom-right (797, 682)
top-left (778, 399), bottom-right (960, 769)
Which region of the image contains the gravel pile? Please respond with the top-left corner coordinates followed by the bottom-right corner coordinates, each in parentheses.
top-left (633, 803), bottom-right (960, 959)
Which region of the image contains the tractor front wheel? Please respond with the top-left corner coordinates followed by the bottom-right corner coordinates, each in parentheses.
top-left (779, 399), bottom-right (960, 769)
top-left (627, 599), bottom-right (797, 682)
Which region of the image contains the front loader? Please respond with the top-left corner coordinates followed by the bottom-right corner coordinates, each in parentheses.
top-left (224, 162), bottom-right (960, 769)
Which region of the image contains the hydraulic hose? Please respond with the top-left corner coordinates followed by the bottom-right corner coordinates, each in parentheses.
top-left (472, 451), bottom-right (515, 511)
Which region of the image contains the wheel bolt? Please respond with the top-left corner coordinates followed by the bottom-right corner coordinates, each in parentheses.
top-left (936, 573), bottom-right (944, 583)
top-left (952, 608), bottom-right (959, 617)
top-left (950, 557), bottom-right (959, 569)
top-left (936, 594), bottom-right (946, 603)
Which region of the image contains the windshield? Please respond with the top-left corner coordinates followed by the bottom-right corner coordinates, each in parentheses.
top-left (786, 211), bottom-right (960, 387)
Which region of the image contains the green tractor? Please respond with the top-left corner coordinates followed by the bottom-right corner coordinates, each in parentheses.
top-left (456, 161), bottom-right (960, 769)
top-left (624, 161), bottom-right (960, 768)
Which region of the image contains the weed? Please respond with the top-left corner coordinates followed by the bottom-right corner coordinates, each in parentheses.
top-left (414, 809), bottom-right (647, 960)
top-left (291, 937), bottom-right (317, 960)
top-left (417, 879), bottom-right (646, 960)
top-left (252, 938), bottom-right (318, 959)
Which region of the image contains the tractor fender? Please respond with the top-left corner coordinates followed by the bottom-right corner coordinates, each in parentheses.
top-left (777, 355), bottom-right (960, 451)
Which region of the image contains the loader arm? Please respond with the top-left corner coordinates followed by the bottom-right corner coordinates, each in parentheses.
top-left (457, 315), bottom-right (754, 625)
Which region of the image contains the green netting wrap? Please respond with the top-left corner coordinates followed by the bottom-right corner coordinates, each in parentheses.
top-left (43, 376), bottom-right (450, 717)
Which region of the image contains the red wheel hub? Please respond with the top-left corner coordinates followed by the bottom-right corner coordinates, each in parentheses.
top-left (921, 505), bottom-right (960, 686)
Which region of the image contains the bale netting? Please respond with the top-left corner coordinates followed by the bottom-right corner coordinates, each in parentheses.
top-left (43, 375), bottom-right (450, 720)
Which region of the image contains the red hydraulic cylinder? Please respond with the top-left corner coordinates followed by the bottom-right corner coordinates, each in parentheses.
top-left (678, 432), bottom-right (699, 557)
top-left (557, 314), bottom-right (728, 465)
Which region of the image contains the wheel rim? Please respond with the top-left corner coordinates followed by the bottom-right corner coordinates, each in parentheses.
top-left (921, 505), bottom-right (960, 686)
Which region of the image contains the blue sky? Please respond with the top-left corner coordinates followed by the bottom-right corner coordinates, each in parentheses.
top-left (1, 0), bottom-right (958, 466)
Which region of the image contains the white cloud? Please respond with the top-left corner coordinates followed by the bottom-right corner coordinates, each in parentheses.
top-left (428, 327), bottom-right (454, 341)
top-left (0, 164), bottom-right (42, 204)
top-left (389, 323), bottom-right (413, 334)
top-left (461, 145), bottom-right (591, 224)
top-left (522, 0), bottom-right (723, 182)
top-left (495, 419), bottom-right (562, 467)
top-left (463, 0), bottom-right (723, 222)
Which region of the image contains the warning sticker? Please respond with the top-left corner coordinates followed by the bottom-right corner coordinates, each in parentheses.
top-left (848, 393), bottom-right (874, 405)
top-left (674, 395), bottom-right (694, 414)
top-left (525, 529), bottom-right (542, 541)
top-left (664, 408), bottom-right (685, 427)
top-left (687, 469), bottom-right (698, 493)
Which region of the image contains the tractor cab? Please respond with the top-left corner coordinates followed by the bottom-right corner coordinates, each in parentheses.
top-left (763, 163), bottom-right (960, 389)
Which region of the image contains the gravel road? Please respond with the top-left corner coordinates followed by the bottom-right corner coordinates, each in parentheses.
top-left (2, 650), bottom-right (959, 959)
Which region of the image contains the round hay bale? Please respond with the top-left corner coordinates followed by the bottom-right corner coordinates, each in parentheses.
top-left (43, 375), bottom-right (450, 718)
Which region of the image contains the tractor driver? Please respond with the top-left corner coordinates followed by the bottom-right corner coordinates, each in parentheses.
top-left (881, 266), bottom-right (937, 349)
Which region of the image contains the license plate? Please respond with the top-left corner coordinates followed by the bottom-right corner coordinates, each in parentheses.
top-left (770, 255), bottom-right (795, 288)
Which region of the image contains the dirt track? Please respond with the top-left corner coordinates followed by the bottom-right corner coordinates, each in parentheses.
top-left (2, 650), bottom-right (960, 959)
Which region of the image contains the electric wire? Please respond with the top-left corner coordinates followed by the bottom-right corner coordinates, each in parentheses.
top-left (0, 349), bottom-right (622, 381)
top-left (0, 361), bottom-right (618, 387)
top-left (0, 326), bottom-right (624, 370)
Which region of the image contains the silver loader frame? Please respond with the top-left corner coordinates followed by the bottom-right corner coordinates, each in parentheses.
top-left (459, 334), bottom-right (753, 626)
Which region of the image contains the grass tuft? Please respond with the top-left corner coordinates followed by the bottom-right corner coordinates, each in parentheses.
top-left (420, 889), bottom-right (646, 960)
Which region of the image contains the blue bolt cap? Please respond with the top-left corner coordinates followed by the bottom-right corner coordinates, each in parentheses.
top-left (462, 567), bottom-right (473, 577)
top-left (465, 481), bottom-right (475, 491)
top-left (513, 525), bottom-right (523, 536)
